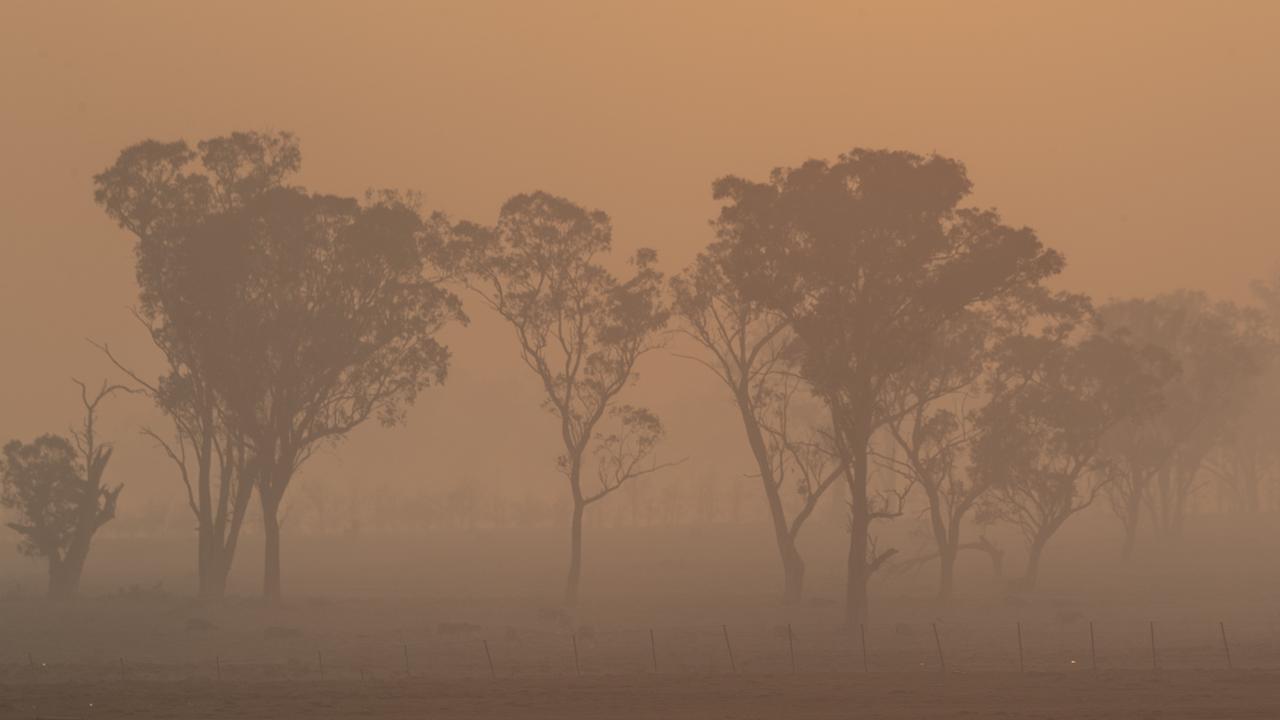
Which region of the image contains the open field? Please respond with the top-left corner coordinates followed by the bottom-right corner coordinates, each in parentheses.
top-left (3, 519), bottom-right (1280, 717)
top-left (8, 672), bottom-right (1280, 720)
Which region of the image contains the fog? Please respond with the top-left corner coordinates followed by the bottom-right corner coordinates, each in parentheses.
top-left (2, 2), bottom-right (1280, 718)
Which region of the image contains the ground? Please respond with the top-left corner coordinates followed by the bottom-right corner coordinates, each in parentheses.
top-left (2, 518), bottom-right (1280, 717)
top-left (7, 672), bottom-right (1280, 719)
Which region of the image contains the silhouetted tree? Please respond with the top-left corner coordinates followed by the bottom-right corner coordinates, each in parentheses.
top-left (974, 330), bottom-right (1170, 588)
top-left (451, 191), bottom-right (672, 606)
top-left (97, 133), bottom-right (462, 601)
top-left (93, 131), bottom-right (298, 598)
top-left (0, 381), bottom-right (127, 598)
top-left (1101, 413), bottom-right (1176, 561)
top-left (876, 311), bottom-right (996, 600)
top-left (672, 248), bottom-right (841, 604)
top-left (1099, 293), bottom-right (1266, 542)
top-left (180, 188), bottom-right (460, 601)
top-left (1204, 277), bottom-right (1280, 515)
top-left (711, 149), bottom-right (1064, 624)
top-left (1203, 386), bottom-right (1280, 515)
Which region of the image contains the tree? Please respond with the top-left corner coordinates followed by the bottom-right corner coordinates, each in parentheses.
top-left (672, 248), bottom-right (842, 604)
top-left (1205, 276), bottom-right (1280, 514)
top-left (1, 381), bottom-right (128, 598)
top-left (974, 330), bottom-right (1170, 588)
top-left (450, 191), bottom-right (672, 606)
top-left (96, 132), bottom-right (462, 602)
top-left (877, 289), bottom-right (1088, 598)
top-left (172, 187), bottom-right (461, 601)
top-left (875, 311), bottom-right (997, 600)
top-left (1203, 383), bottom-right (1280, 515)
top-left (711, 149), bottom-right (1065, 625)
top-left (93, 131), bottom-right (299, 598)
top-left (1101, 413), bottom-right (1176, 561)
top-left (1099, 293), bottom-right (1267, 541)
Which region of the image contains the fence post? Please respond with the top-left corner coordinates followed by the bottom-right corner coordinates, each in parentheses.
top-left (572, 633), bottom-right (581, 676)
top-left (1220, 621), bottom-right (1233, 670)
top-left (1016, 622), bottom-right (1024, 673)
top-left (216, 655), bottom-right (222, 681)
top-left (932, 623), bottom-right (946, 674)
top-left (1149, 621), bottom-right (1158, 671)
top-left (318, 650), bottom-right (325, 680)
top-left (1089, 621), bottom-right (1097, 675)
top-left (860, 623), bottom-right (869, 673)
top-left (483, 639), bottom-right (497, 680)
top-left (787, 623), bottom-right (796, 674)
top-left (722, 625), bottom-right (738, 674)
top-left (649, 629), bottom-right (658, 673)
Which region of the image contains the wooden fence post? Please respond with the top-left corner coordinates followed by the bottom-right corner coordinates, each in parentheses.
top-left (1089, 621), bottom-right (1098, 675)
top-left (1149, 621), bottom-right (1158, 671)
top-left (1220, 621), bottom-right (1233, 670)
top-left (649, 629), bottom-right (658, 673)
top-left (1016, 622), bottom-right (1025, 673)
top-left (572, 633), bottom-right (581, 676)
top-left (722, 625), bottom-right (738, 674)
top-left (787, 623), bottom-right (796, 674)
top-left (483, 639), bottom-right (497, 680)
top-left (932, 623), bottom-right (946, 673)
top-left (860, 623), bottom-right (869, 673)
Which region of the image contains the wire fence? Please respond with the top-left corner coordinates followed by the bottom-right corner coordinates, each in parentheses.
top-left (6, 617), bottom-right (1279, 684)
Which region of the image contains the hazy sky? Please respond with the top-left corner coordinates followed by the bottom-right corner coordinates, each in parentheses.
top-left (2, 1), bottom-right (1278, 516)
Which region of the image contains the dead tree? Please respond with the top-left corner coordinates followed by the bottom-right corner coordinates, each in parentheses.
top-left (0, 381), bottom-right (128, 597)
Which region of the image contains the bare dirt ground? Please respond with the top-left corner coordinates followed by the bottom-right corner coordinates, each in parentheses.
top-left (5, 672), bottom-right (1280, 719)
top-left (4, 518), bottom-right (1280, 717)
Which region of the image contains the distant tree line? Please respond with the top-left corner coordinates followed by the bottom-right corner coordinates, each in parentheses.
top-left (2, 132), bottom-right (1277, 625)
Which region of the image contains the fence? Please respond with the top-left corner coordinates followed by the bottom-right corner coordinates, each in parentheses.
top-left (5, 617), bottom-right (1275, 684)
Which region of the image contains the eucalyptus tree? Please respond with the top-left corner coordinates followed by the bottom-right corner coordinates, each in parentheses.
top-left (1100, 293), bottom-right (1267, 540)
top-left (973, 329), bottom-right (1170, 588)
top-left (94, 131), bottom-right (298, 597)
top-left (97, 133), bottom-right (462, 601)
top-left (450, 192), bottom-right (671, 606)
top-left (672, 245), bottom-right (841, 604)
top-left (711, 149), bottom-right (1064, 624)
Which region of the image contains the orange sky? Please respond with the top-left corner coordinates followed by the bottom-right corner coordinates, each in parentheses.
top-left (1, 1), bottom-right (1278, 516)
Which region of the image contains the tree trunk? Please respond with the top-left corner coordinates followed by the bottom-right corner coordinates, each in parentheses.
top-left (938, 544), bottom-right (957, 601)
top-left (1151, 465), bottom-right (1174, 537)
top-left (1171, 462), bottom-right (1194, 539)
top-left (196, 517), bottom-right (228, 600)
top-left (51, 515), bottom-right (98, 599)
top-left (928, 490), bottom-right (955, 602)
top-left (735, 392), bottom-right (808, 605)
top-left (781, 542), bottom-right (806, 606)
top-left (1120, 495), bottom-right (1141, 562)
top-left (262, 492), bottom-right (282, 603)
top-left (204, 454), bottom-right (254, 601)
top-left (199, 544), bottom-right (232, 599)
top-left (565, 500), bottom-right (585, 607)
top-left (196, 526), bottom-right (213, 597)
top-left (196, 429), bottom-right (215, 596)
top-left (1023, 537), bottom-right (1046, 590)
top-left (49, 547), bottom-right (89, 599)
top-left (844, 438), bottom-right (870, 627)
top-left (47, 556), bottom-right (70, 599)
